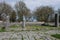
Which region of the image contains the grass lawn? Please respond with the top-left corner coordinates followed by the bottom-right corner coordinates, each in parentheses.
top-left (0, 27), bottom-right (6, 32)
top-left (25, 25), bottom-right (57, 30)
top-left (9, 25), bottom-right (59, 31)
top-left (10, 24), bottom-right (21, 28)
top-left (51, 34), bottom-right (60, 39)
top-left (0, 25), bottom-right (60, 32)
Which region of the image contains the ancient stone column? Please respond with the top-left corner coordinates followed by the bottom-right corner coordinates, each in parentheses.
top-left (6, 16), bottom-right (10, 30)
top-left (23, 15), bottom-right (26, 28)
top-left (55, 13), bottom-right (59, 27)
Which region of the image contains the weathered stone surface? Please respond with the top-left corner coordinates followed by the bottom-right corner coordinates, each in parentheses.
top-left (0, 30), bottom-right (60, 40)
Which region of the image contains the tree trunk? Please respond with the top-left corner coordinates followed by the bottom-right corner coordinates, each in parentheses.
top-left (22, 15), bottom-right (26, 28)
top-left (44, 14), bottom-right (49, 25)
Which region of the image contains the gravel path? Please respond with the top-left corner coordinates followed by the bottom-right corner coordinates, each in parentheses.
top-left (0, 30), bottom-right (60, 40)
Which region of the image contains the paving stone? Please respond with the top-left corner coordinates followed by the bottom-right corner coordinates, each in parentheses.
top-left (0, 30), bottom-right (60, 40)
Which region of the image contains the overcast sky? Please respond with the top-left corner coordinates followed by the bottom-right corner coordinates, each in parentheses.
top-left (0, 0), bottom-right (60, 11)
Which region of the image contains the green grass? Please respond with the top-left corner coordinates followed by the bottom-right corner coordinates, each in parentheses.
top-left (0, 27), bottom-right (6, 32)
top-left (26, 25), bottom-right (56, 30)
top-left (0, 25), bottom-right (60, 32)
top-left (51, 34), bottom-right (60, 39)
top-left (10, 25), bottom-right (20, 28)
top-left (0, 29), bottom-right (5, 32)
top-left (10, 25), bottom-right (60, 31)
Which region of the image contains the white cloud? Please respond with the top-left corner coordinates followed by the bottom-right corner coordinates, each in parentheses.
top-left (24, 0), bottom-right (60, 10)
top-left (0, 0), bottom-right (60, 11)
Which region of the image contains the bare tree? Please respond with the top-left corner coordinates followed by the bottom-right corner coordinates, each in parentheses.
top-left (0, 2), bottom-right (13, 30)
top-left (15, 1), bottom-right (30, 28)
top-left (34, 6), bottom-right (54, 23)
